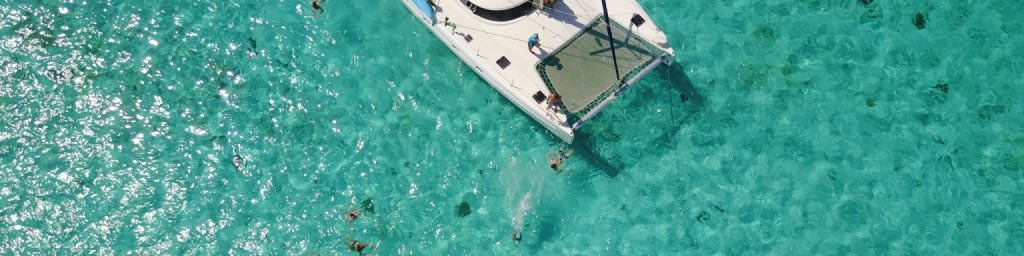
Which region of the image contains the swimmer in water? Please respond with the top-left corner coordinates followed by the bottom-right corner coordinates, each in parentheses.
top-left (512, 230), bottom-right (522, 245)
top-left (346, 207), bottom-right (363, 231)
top-left (311, 0), bottom-right (324, 18)
top-left (547, 145), bottom-right (574, 174)
top-left (231, 154), bottom-right (244, 171)
top-left (344, 236), bottom-right (375, 255)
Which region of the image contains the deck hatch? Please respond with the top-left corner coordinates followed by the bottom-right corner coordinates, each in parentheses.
top-left (496, 56), bottom-right (510, 69)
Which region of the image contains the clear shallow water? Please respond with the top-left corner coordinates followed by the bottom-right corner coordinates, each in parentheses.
top-left (1, 0), bottom-right (1022, 254)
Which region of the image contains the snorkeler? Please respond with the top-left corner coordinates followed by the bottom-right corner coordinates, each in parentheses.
top-left (311, 0), bottom-right (324, 18)
top-left (512, 230), bottom-right (522, 245)
top-left (346, 207), bottom-right (363, 231)
top-left (344, 236), bottom-right (376, 255)
top-left (231, 154), bottom-right (245, 171)
top-left (547, 145), bottom-right (574, 174)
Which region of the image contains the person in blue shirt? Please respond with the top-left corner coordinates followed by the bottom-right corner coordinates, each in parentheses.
top-left (528, 33), bottom-right (541, 54)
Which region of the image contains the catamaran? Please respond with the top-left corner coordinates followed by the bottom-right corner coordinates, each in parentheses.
top-left (401, 0), bottom-right (676, 143)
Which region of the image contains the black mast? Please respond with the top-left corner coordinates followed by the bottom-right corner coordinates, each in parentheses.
top-left (600, 0), bottom-right (621, 80)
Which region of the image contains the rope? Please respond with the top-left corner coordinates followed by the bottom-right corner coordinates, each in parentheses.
top-left (576, 139), bottom-right (620, 175)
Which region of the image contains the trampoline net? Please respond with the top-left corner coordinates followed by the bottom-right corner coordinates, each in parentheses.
top-left (536, 17), bottom-right (664, 118)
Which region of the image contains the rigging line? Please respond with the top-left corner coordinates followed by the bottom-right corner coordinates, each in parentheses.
top-left (441, 20), bottom-right (534, 44)
top-left (435, 20), bottom-right (539, 83)
top-left (669, 83), bottom-right (676, 124)
top-left (435, 23), bottom-right (534, 94)
top-left (576, 140), bottom-right (620, 175)
top-left (600, 0), bottom-right (621, 80)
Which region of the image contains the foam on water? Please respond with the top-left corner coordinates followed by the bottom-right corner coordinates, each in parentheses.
top-left (501, 157), bottom-right (543, 241)
top-left (1, 0), bottom-right (1023, 255)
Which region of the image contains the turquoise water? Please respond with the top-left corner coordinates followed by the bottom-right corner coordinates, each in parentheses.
top-left (2, 0), bottom-right (1022, 254)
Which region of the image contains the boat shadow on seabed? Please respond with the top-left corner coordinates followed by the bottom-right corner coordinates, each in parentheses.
top-left (570, 63), bottom-right (704, 177)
